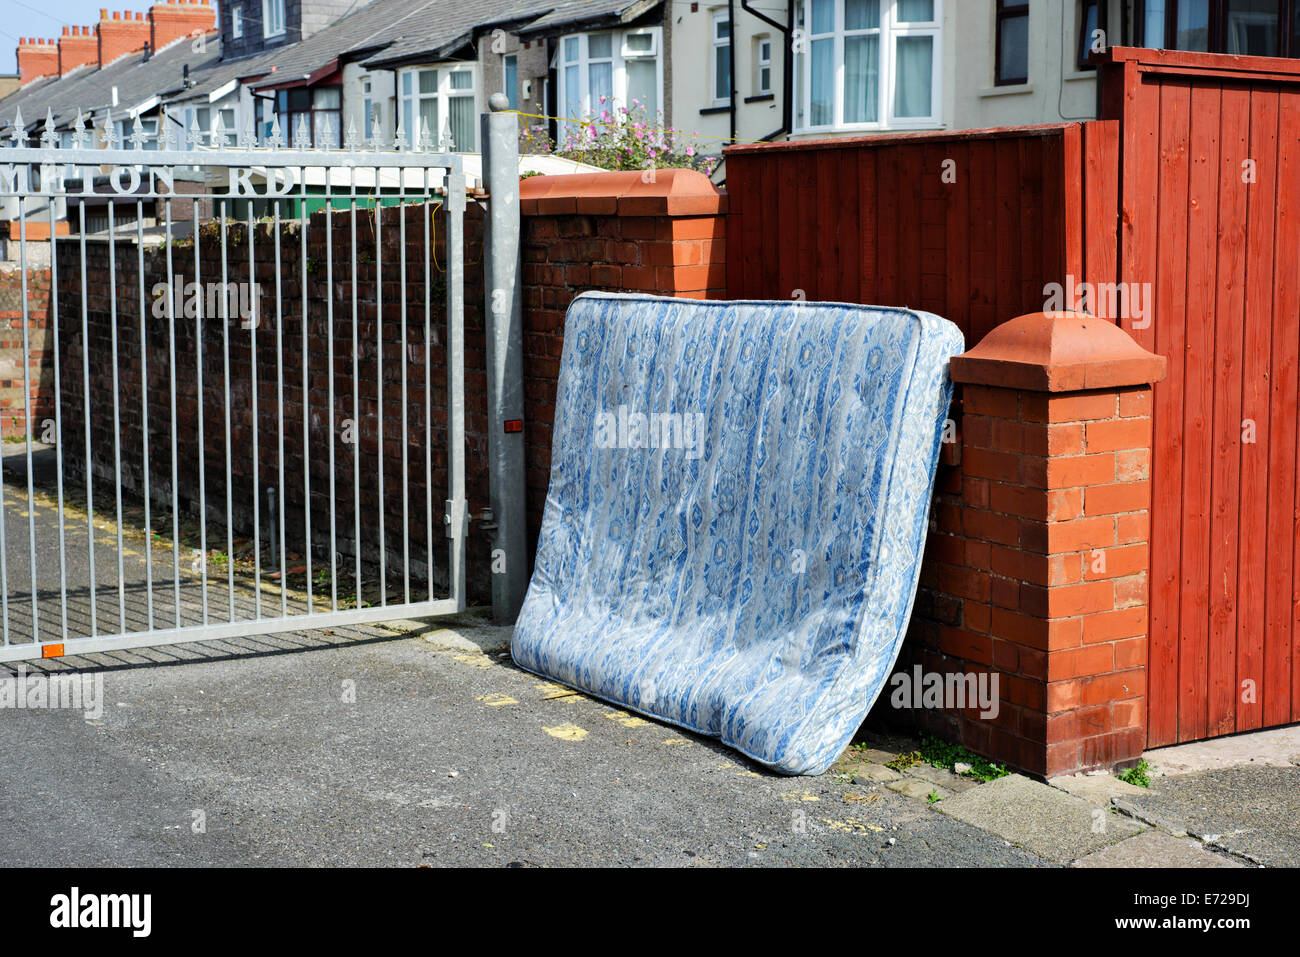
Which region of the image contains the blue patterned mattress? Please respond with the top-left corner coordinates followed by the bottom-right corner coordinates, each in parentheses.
top-left (512, 293), bottom-right (963, 775)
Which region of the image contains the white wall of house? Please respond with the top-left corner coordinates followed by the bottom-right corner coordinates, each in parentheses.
top-left (946, 0), bottom-right (1124, 132)
top-left (342, 61), bottom-right (397, 144)
top-left (694, 0), bottom-right (1126, 143)
top-left (669, 3), bottom-right (785, 151)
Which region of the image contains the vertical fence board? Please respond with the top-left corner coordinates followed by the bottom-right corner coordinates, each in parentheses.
top-left (1148, 80), bottom-right (1191, 746)
top-left (858, 148), bottom-right (878, 306)
top-left (944, 141), bottom-right (971, 338)
top-left (836, 148), bottom-right (861, 304)
top-left (1237, 85), bottom-right (1278, 733)
top-left (1207, 85), bottom-right (1248, 737)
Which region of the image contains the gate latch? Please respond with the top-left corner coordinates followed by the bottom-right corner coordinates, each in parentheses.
top-left (444, 498), bottom-right (469, 539)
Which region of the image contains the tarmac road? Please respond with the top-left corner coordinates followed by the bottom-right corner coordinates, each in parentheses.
top-left (0, 626), bottom-right (1049, 867)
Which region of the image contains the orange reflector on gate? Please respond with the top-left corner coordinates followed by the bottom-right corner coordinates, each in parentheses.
top-left (42, 644), bottom-right (65, 659)
top-left (504, 419), bottom-right (523, 433)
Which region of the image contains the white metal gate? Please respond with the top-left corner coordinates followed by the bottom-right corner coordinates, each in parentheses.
top-left (0, 111), bottom-right (472, 662)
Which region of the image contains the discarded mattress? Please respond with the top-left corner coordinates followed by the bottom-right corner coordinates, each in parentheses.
top-left (512, 293), bottom-right (963, 775)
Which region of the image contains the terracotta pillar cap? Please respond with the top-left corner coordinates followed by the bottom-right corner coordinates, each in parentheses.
top-left (949, 311), bottom-right (1167, 392)
top-left (519, 168), bottom-right (726, 216)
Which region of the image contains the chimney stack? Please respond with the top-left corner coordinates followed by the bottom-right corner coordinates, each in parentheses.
top-left (149, 1), bottom-right (215, 53)
top-left (97, 9), bottom-right (150, 68)
top-left (58, 25), bottom-right (99, 77)
top-left (16, 37), bottom-right (59, 87)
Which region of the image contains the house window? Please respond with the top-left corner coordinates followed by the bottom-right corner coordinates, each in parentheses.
top-left (755, 35), bottom-right (772, 94)
top-left (712, 10), bottom-right (732, 106)
top-left (399, 65), bottom-right (477, 150)
top-left (231, 3), bottom-right (244, 39)
top-left (503, 54), bottom-right (518, 110)
top-left (1223, 0), bottom-right (1280, 54)
top-left (995, 0), bottom-right (1029, 85)
top-left (263, 0), bottom-right (285, 39)
top-left (1077, 0), bottom-right (1100, 69)
top-left (116, 116), bottom-right (159, 150)
top-left (1142, 1), bottom-right (1288, 56)
top-left (275, 86), bottom-right (341, 147)
top-left (794, 0), bottom-right (942, 131)
top-left (556, 28), bottom-right (662, 136)
top-left (360, 75), bottom-right (383, 141)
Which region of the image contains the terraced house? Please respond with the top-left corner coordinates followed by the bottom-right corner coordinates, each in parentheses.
top-left (7, 1), bottom-right (1300, 188)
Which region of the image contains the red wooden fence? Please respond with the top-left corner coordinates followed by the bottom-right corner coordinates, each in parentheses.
top-left (725, 123), bottom-right (1117, 346)
top-left (1100, 47), bottom-right (1300, 746)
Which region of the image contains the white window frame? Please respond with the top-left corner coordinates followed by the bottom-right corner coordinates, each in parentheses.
top-left (711, 9), bottom-right (732, 107)
top-left (262, 0), bottom-right (286, 39)
top-left (231, 3), bottom-right (244, 39)
top-left (360, 75), bottom-right (380, 142)
top-left (555, 27), bottom-right (664, 138)
top-left (756, 35), bottom-right (773, 94)
top-left (502, 53), bottom-right (518, 109)
top-left (794, 0), bottom-right (943, 133)
top-left (397, 63), bottom-right (479, 150)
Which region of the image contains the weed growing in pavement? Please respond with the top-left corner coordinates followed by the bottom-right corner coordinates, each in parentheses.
top-left (1117, 759), bottom-right (1151, 788)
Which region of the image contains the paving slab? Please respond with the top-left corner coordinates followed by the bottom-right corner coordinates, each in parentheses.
top-left (1051, 771), bottom-right (1147, 805)
top-left (850, 762), bottom-right (901, 784)
top-left (1145, 726), bottom-right (1300, 776)
top-left (903, 763), bottom-right (980, 793)
top-left (1072, 830), bottom-right (1244, 868)
top-left (1116, 764), bottom-right (1300, 868)
top-left (936, 773), bottom-right (1144, 862)
top-left (888, 778), bottom-right (943, 800)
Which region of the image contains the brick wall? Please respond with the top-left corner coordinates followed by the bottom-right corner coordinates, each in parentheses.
top-left (0, 265), bottom-right (53, 439)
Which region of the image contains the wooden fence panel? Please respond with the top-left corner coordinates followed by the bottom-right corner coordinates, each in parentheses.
top-left (1101, 47), bottom-right (1300, 744)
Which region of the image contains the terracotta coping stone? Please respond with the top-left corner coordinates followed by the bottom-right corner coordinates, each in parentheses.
top-left (519, 169), bottom-right (727, 217)
top-left (949, 311), bottom-right (1167, 392)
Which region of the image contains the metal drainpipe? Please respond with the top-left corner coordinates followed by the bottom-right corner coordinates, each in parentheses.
top-left (729, 0), bottom-right (737, 143)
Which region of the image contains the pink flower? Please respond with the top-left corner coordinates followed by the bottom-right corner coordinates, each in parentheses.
top-left (685, 146), bottom-right (695, 157)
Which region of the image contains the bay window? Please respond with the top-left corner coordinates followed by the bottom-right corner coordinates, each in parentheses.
top-left (556, 28), bottom-right (663, 136)
top-left (275, 86), bottom-right (341, 147)
top-left (794, 0), bottom-right (942, 133)
top-left (399, 65), bottom-right (477, 150)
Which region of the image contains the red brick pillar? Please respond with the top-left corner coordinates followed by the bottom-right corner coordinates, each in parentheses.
top-left (948, 312), bottom-right (1166, 778)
